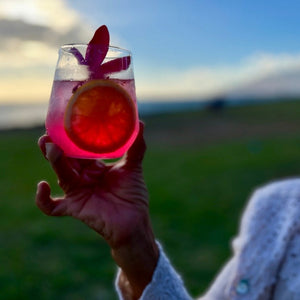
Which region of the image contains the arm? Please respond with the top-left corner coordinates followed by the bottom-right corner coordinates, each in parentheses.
top-left (35, 121), bottom-right (249, 300)
top-left (111, 215), bottom-right (159, 298)
top-left (36, 122), bottom-right (159, 299)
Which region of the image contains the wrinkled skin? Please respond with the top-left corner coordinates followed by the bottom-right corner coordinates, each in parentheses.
top-left (36, 122), bottom-right (159, 299)
top-left (36, 122), bottom-right (151, 249)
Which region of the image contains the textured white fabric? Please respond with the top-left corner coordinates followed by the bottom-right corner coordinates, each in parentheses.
top-left (116, 178), bottom-right (300, 299)
top-left (141, 243), bottom-right (192, 300)
top-left (273, 232), bottom-right (300, 300)
top-left (115, 242), bottom-right (192, 300)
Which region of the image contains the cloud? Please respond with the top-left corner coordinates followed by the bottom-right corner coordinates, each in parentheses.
top-left (136, 52), bottom-right (300, 101)
top-left (0, 0), bottom-right (92, 52)
top-left (0, 0), bottom-right (82, 32)
top-left (224, 53), bottom-right (300, 99)
top-left (229, 69), bottom-right (300, 99)
top-left (1, 0), bottom-right (300, 104)
top-left (0, 18), bottom-right (90, 48)
top-left (0, 0), bottom-right (92, 103)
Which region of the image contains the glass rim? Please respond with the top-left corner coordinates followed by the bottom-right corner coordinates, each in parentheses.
top-left (60, 43), bottom-right (131, 57)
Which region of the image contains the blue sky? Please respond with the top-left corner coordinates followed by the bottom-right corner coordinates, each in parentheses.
top-left (1, 0), bottom-right (300, 103)
top-left (68, 0), bottom-right (300, 65)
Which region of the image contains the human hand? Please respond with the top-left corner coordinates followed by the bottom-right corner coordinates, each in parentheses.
top-left (36, 122), bottom-right (150, 248)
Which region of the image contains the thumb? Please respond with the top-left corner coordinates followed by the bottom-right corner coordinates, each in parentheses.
top-left (124, 121), bottom-right (146, 168)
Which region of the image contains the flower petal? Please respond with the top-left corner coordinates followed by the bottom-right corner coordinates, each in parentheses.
top-left (99, 56), bottom-right (131, 76)
top-left (70, 47), bottom-right (86, 65)
top-left (85, 25), bottom-right (110, 71)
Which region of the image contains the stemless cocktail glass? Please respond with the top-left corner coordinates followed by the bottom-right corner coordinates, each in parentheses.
top-left (46, 44), bottom-right (139, 159)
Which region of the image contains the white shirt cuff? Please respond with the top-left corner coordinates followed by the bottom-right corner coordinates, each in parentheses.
top-left (115, 241), bottom-right (192, 300)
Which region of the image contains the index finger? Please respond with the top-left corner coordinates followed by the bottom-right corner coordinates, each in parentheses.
top-left (38, 136), bottom-right (80, 189)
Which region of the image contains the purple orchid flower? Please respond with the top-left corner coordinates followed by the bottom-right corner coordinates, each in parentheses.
top-left (71, 25), bottom-right (131, 80)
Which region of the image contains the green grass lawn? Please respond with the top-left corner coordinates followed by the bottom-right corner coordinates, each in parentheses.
top-left (2, 100), bottom-right (300, 299)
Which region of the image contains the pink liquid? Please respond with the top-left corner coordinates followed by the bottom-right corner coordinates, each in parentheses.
top-left (45, 79), bottom-right (139, 159)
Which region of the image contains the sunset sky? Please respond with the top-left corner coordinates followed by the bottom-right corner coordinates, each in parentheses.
top-left (1, 0), bottom-right (300, 104)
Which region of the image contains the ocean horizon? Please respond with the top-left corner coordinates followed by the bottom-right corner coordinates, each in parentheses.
top-left (0, 97), bottom-right (295, 130)
top-left (0, 100), bottom-right (210, 130)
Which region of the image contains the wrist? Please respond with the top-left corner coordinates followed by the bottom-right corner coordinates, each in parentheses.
top-left (111, 216), bottom-right (159, 298)
top-left (111, 217), bottom-right (159, 270)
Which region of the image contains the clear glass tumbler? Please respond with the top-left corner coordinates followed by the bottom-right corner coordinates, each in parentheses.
top-left (46, 44), bottom-right (139, 159)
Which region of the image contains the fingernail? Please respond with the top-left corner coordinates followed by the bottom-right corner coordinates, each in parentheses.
top-left (45, 143), bottom-right (53, 159)
top-left (45, 142), bottom-right (62, 162)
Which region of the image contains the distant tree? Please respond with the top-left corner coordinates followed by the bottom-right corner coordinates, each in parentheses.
top-left (207, 96), bottom-right (227, 112)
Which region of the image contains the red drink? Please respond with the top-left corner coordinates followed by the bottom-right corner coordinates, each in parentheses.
top-left (46, 79), bottom-right (139, 159)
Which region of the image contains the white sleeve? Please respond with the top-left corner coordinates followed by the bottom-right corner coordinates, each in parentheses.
top-left (116, 178), bottom-right (300, 300)
top-left (115, 242), bottom-right (193, 300)
top-left (273, 231), bottom-right (300, 299)
top-left (203, 178), bottom-right (300, 299)
top-left (115, 241), bottom-right (238, 300)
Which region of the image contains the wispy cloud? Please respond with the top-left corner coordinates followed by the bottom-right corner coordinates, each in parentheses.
top-left (0, 0), bottom-right (91, 103)
top-left (0, 0), bottom-right (82, 32)
top-left (1, 0), bottom-right (300, 104)
top-left (136, 52), bottom-right (300, 101)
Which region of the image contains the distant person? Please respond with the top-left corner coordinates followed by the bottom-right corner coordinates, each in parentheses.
top-left (36, 122), bottom-right (300, 299)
